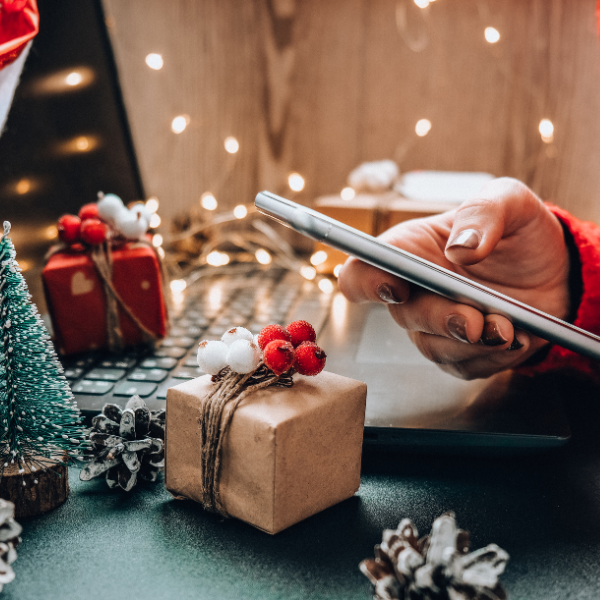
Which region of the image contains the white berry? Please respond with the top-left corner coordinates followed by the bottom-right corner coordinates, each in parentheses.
top-left (97, 193), bottom-right (125, 223)
top-left (115, 210), bottom-right (148, 239)
top-left (197, 340), bottom-right (228, 375)
top-left (221, 327), bottom-right (253, 346)
top-left (226, 340), bottom-right (261, 374)
top-left (130, 203), bottom-right (153, 223)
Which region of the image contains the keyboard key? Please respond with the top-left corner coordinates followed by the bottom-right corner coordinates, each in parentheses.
top-left (153, 346), bottom-right (187, 359)
top-left (156, 378), bottom-right (182, 399)
top-left (99, 357), bottom-right (137, 370)
top-left (68, 356), bottom-right (97, 369)
top-left (113, 381), bottom-right (157, 398)
top-left (72, 380), bottom-right (114, 395)
top-left (172, 367), bottom-right (205, 380)
top-left (140, 357), bottom-right (178, 370)
top-left (86, 368), bottom-right (127, 381)
top-left (160, 337), bottom-right (196, 349)
top-left (183, 353), bottom-right (200, 367)
top-left (127, 368), bottom-right (168, 383)
top-left (64, 367), bottom-right (83, 380)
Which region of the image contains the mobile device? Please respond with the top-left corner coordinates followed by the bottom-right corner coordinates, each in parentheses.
top-left (255, 190), bottom-right (600, 362)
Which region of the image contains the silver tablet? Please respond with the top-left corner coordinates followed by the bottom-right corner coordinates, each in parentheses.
top-left (255, 190), bottom-right (600, 362)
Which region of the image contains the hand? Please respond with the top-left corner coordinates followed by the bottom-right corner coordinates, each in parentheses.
top-left (338, 178), bottom-right (571, 380)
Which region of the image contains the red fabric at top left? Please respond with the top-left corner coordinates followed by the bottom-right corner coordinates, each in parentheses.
top-left (0, 0), bottom-right (39, 70)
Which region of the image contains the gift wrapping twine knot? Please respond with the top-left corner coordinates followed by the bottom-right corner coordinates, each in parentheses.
top-left (198, 364), bottom-right (293, 516)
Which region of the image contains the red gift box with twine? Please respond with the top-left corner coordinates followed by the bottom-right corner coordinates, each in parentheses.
top-left (42, 241), bottom-right (167, 355)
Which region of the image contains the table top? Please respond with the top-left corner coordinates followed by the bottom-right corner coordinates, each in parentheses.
top-left (5, 375), bottom-right (600, 600)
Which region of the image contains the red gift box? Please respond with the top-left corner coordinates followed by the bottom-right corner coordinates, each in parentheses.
top-left (42, 242), bottom-right (168, 355)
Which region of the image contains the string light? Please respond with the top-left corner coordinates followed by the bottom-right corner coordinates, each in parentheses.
top-left (45, 225), bottom-right (58, 240)
top-left (414, 0), bottom-right (429, 7)
top-left (146, 197), bottom-right (159, 213)
top-left (201, 192), bottom-right (218, 210)
top-left (255, 249), bottom-right (272, 265)
top-left (310, 250), bottom-right (328, 266)
top-left (539, 119), bottom-right (554, 143)
top-left (415, 119), bottom-right (432, 137)
top-left (233, 205), bottom-right (247, 219)
top-left (224, 137), bottom-right (239, 154)
top-left (318, 279), bottom-right (334, 294)
top-left (157, 247), bottom-right (165, 259)
top-left (333, 264), bottom-right (343, 277)
top-left (152, 234), bottom-right (163, 247)
top-left (300, 266), bottom-right (316, 280)
top-left (170, 280), bottom-right (187, 293)
top-left (171, 115), bottom-right (190, 134)
top-left (207, 251), bottom-right (230, 266)
top-left (149, 214), bottom-right (161, 228)
top-left (341, 187), bottom-right (356, 201)
top-left (15, 179), bottom-right (30, 195)
top-left (288, 173), bottom-right (305, 192)
top-left (65, 72), bottom-right (83, 87)
top-left (145, 53), bottom-right (163, 70)
top-left (484, 27), bottom-right (500, 44)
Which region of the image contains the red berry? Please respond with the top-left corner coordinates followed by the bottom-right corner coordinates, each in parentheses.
top-left (286, 320), bottom-right (316, 347)
top-left (293, 342), bottom-right (326, 376)
top-left (80, 218), bottom-right (108, 245)
top-left (57, 214), bottom-right (81, 244)
top-left (257, 324), bottom-right (292, 350)
top-left (78, 203), bottom-right (100, 221)
top-left (263, 340), bottom-right (295, 376)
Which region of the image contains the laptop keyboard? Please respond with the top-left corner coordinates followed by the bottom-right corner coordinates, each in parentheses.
top-left (62, 268), bottom-right (334, 419)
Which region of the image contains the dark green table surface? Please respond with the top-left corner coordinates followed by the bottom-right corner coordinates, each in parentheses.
top-left (6, 382), bottom-right (600, 600)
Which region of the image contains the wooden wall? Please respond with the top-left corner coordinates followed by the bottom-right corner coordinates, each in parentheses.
top-left (102, 0), bottom-right (600, 228)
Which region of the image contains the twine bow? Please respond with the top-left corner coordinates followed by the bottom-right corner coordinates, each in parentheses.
top-left (198, 364), bottom-right (293, 516)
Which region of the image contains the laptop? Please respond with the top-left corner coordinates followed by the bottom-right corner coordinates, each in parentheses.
top-left (3, 0), bottom-right (570, 451)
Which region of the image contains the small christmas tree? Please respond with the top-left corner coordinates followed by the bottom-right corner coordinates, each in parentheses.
top-left (0, 221), bottom-right (87, 482)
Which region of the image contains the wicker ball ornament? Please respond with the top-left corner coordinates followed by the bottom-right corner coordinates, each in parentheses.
top-left (80, 396), bottom-right (164, 491)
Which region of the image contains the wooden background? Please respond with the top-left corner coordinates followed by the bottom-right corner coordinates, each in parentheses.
top-left (102, 0), bottom-right (600, 230)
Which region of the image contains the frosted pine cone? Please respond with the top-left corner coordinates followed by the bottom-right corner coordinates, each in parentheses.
top-left (360, 512), bottom-right (508, 600)
top-left (0, 498), bottom-right (21, 593)
top-left (80, 395), bottom-right (164, 492)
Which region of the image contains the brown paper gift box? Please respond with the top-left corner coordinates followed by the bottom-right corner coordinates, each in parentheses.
top-left (165, 371), bottom-right (367, 534)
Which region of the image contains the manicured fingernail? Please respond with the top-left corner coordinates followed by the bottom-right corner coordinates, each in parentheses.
top-left (508, 336), bottom-right (524, 351)
top-left (480, 321), bottom-right (509, 346)
top-left (376, 283), bottom-right (404, 304)
top-left (447, 229), bottom-right (481, 251)
top-left (446, 314), bottom-right (470, 343)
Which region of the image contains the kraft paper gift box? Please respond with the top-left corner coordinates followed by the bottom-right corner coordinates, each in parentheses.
top-left (165, 371), bottom-right (367, 534)
top-left (312, 192), bottom-right (458, 274)
top-left (42, 242), bottom-right (168, 355)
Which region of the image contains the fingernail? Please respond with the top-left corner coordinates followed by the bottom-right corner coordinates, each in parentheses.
top-left (508, 336), bottom-right (524, 351)
top-left (446, 314), bottom-right (471, 343)
top-left (376, 283), bottom-right (404, 304)
top-left (480, 321), bottom-right (509, 346)
top-left (447, 229), bottom-right (481, 250)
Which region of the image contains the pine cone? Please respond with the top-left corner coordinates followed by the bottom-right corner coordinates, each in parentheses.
top-left (0, 498), bottom-right (21, 592)
top-left (80, 395), bottom-right (165, 492)
top-left (359, 512), bottom-right (509, 600)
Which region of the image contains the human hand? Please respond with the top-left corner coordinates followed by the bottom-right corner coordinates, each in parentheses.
top-left (338, 177), bottom-right (571, 379)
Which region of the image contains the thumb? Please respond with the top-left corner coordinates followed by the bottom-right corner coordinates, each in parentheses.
top-left (444, 177), bottom-right (544, 266)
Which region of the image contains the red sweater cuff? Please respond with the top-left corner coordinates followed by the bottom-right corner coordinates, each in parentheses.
top-left (517, 204), bottom-right (600, 381)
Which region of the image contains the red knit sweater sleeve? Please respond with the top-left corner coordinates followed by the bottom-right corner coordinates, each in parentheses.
top-left (517, 204), bottom-right (600, 380)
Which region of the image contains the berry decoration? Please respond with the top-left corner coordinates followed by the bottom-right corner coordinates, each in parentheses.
top-left (97, 192), bottom-right (126, 224)
top-left (197, 340), bottom-right (228, 375)
top-left (78, 203), bottom-right (99, 221)
top-left (293, 341), bottom-right (326, 376)
top-left (226, 339), bottom-right (261, 374)
top-left (286, 320), bottom-right (316, 347)
top-left (115, 211), bottom-right (148, 240)
top-left (80, 218), bottom-right (108, 245)
top-left (256, 324), bottom-right (291, 350)
top-left (221, 326), bottom-right (254, 347)
top-left (263, 339), bottom-right (295, 376)
top-left (57, 214), bottom-right (81, 245)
